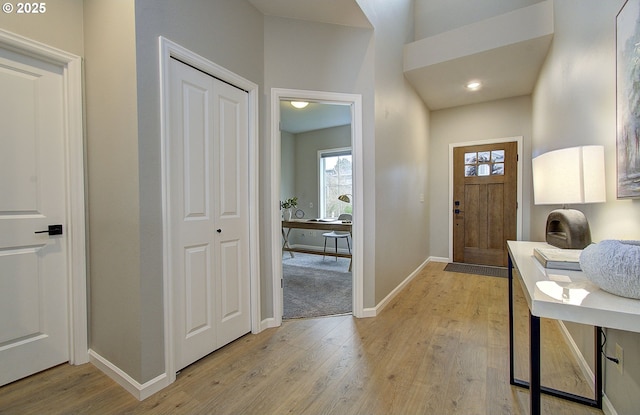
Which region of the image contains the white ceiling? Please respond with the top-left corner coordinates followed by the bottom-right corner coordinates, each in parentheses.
top-left (280, 101), bottom-right (352, 134)
top-left (248, 0), bottom-right (366, 133)
top-left (405, 35), bottom-right (553, 110)
top-left (248, 0), bottom-right (371, 28)
top-left (404, 0), bottom-right (553, 110)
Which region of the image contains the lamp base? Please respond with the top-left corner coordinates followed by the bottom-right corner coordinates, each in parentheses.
top-left (545, 209), bottom-right (592, 249)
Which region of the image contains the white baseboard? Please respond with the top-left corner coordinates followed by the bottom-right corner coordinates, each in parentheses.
top-left (557, 322), bottom-right (619, 415)
top-left (428, 256), bottom-right (450, 263)
top-left (88, 349), bottom-right (170, 401)
top-left (366, 256), bottom-right (432, 317)
top-left (260, 316), bottom-right (279, 331)
top-left (557, 321), bottom-right (595, 387)
top-left (361, 307), bottom-right (377, 318)
top-left (603, 394), bottom-right (618, 415)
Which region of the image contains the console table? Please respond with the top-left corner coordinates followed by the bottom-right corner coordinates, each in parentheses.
top-left (507, 240), bottom-right (640, 415)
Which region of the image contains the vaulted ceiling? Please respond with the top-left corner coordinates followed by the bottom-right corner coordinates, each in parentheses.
top-left (250, 0), bottom-right (553, 129)
top-left (248, 0), bottom-right (371, 28)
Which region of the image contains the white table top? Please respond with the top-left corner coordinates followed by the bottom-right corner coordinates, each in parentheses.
top-left (508, 241), bottom-right (640, 333)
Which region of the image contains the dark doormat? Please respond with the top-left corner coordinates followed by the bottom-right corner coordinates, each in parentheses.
top-left (444, 262), bottom-right (508, 278)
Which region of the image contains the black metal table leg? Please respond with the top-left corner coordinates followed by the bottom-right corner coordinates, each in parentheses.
top-left (508, 254), bottom-right (516, 385)
top-left (530, 312), bottom-right (542, 415)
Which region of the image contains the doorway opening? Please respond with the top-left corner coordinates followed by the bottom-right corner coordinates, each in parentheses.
top-left (280, 101), bottom-right (353, 319)
top-left (270, 88), bottom-right (364, 325)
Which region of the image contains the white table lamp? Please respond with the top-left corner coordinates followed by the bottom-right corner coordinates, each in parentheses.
top-left (532, 145), bottom-right (606, 248)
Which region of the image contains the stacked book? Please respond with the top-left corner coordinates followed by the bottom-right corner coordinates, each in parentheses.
top-left (533, 247), bottom-right (582, 271)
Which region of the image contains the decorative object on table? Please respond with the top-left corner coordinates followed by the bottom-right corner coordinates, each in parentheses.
top-left (295, 209), bottom-right (304, 219)
top-left (616, 0), bottom-right (640, 198)
top-left (336, 194), bottom-right (353, 222)
top-left (533, 247), bottom-right (582, 271)
top-left (579, 239), bottom-right (640, 299)
top-left (281, 197), bottom-right (298, 221)
top-left (532, 146), bottom-right (606, 249)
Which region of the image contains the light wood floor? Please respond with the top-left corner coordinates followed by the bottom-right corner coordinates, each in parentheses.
top-left (0, 262), bottom-right (603, 415)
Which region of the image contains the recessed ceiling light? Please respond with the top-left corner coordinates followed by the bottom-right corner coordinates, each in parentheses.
top-left (291, 101), bottom-right (309, 109)
top-left (466, 81), bottom-right (482, 91)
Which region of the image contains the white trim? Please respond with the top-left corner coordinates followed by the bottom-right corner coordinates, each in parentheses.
top-left (557, 323), bottom-right (620, 415)
top-left (428, 256), bottom-right (450, 263)
top-left (603, 394), bottom-right (619, 415)
top-left (448, 136), bottom-right (523, 262)
top-left (557, 321), bottom-right (595, 389)
top-left (0, 29), bottom-right (88, 366)
top-left (88, 350), bottom-right (169, 401)
top-left (364, 256), bottom-right (433, 317)
top-left (271, 88), bottom-right (364, 323)
top-left (159, 37), bottom-right (260, 387)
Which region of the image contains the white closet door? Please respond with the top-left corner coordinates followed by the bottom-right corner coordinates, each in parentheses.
top-left (169, 58), bottom-right (250, 370)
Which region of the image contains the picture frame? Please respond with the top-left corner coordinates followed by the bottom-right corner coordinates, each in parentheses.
top-left (616, 0), bottom-right (640, 198)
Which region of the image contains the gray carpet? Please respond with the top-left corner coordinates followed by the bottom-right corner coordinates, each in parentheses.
top-left (283, 253), bottom-right (352, 319)
top-left (444, 262), bottom-right (508, 278)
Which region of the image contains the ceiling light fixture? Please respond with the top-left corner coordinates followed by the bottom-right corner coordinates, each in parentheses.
top-left (466, 81), bottom-right (481, 91)
top-left (290, 101), bottom-right (309, 109)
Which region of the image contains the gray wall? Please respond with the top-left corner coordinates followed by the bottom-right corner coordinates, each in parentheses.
top-left (532, 1), bottom-right (640, 413)
top-left (82, 0), bottom-right (266, 385)
top-left (129, 0), bottom-right (264, 383)
top-left (429, 96), bottom-right (533, 259)
top-left (280, 130), bottom-right (295, 203)
top-left (264, 15), bottom-right (379, 307)
top-left (286, 125), bottom-right (352, 248)
top-left (0, 0), bottom-right (84, 56)
top-left (357, 0), bottom-right (431, 305)
top-left (413, 0), bottom-right (545, 40)
top-left (84, 0), bottom-right (144, 382)
top-left (294, 125), bottom-right (352, 220)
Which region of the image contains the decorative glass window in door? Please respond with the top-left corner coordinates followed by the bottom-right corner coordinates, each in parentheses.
top-left (464, 149), bottom-right (505, 177)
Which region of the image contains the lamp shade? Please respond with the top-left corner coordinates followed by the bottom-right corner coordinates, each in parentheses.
top-left (338, 194), bottom-right (351, 203)
top-left (532, 145), bottom-right (606, 205)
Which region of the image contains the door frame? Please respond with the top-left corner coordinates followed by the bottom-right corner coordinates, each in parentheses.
top-left (448, 136), bottom-right (523, 262)
top-left (0, 29), bottom-right (88, 365)
top-left (159, 37), bottom-right (260, 385)
top-left (269, 88), bottom-right (364, 325)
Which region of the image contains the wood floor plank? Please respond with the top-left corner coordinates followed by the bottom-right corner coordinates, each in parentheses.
top-left (0, 262), bottom-right (606, 415)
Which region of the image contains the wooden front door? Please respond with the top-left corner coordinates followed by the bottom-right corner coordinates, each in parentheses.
top-left (453, 142), bottom-right (517, 267)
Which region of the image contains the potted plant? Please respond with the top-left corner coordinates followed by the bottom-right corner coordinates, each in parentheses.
top-left (281, 197), bottom-right (298, 221)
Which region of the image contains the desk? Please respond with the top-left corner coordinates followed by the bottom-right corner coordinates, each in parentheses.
top-left (507, 241), bottom-right (640, 415)
top-left (282, 220), bottom-right (352, 268)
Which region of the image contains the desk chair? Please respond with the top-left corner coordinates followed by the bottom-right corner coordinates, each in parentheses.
top-left (323, 214), bottom-right (352, 261)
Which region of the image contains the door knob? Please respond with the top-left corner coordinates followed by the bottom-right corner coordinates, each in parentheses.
top-left (35, 224), bottom-right (63, 235)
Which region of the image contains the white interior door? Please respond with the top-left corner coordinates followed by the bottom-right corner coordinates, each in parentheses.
top-left (170, 58), bottom-right (251, 370)
top-left (0, 46), bottom-right (69, 386)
